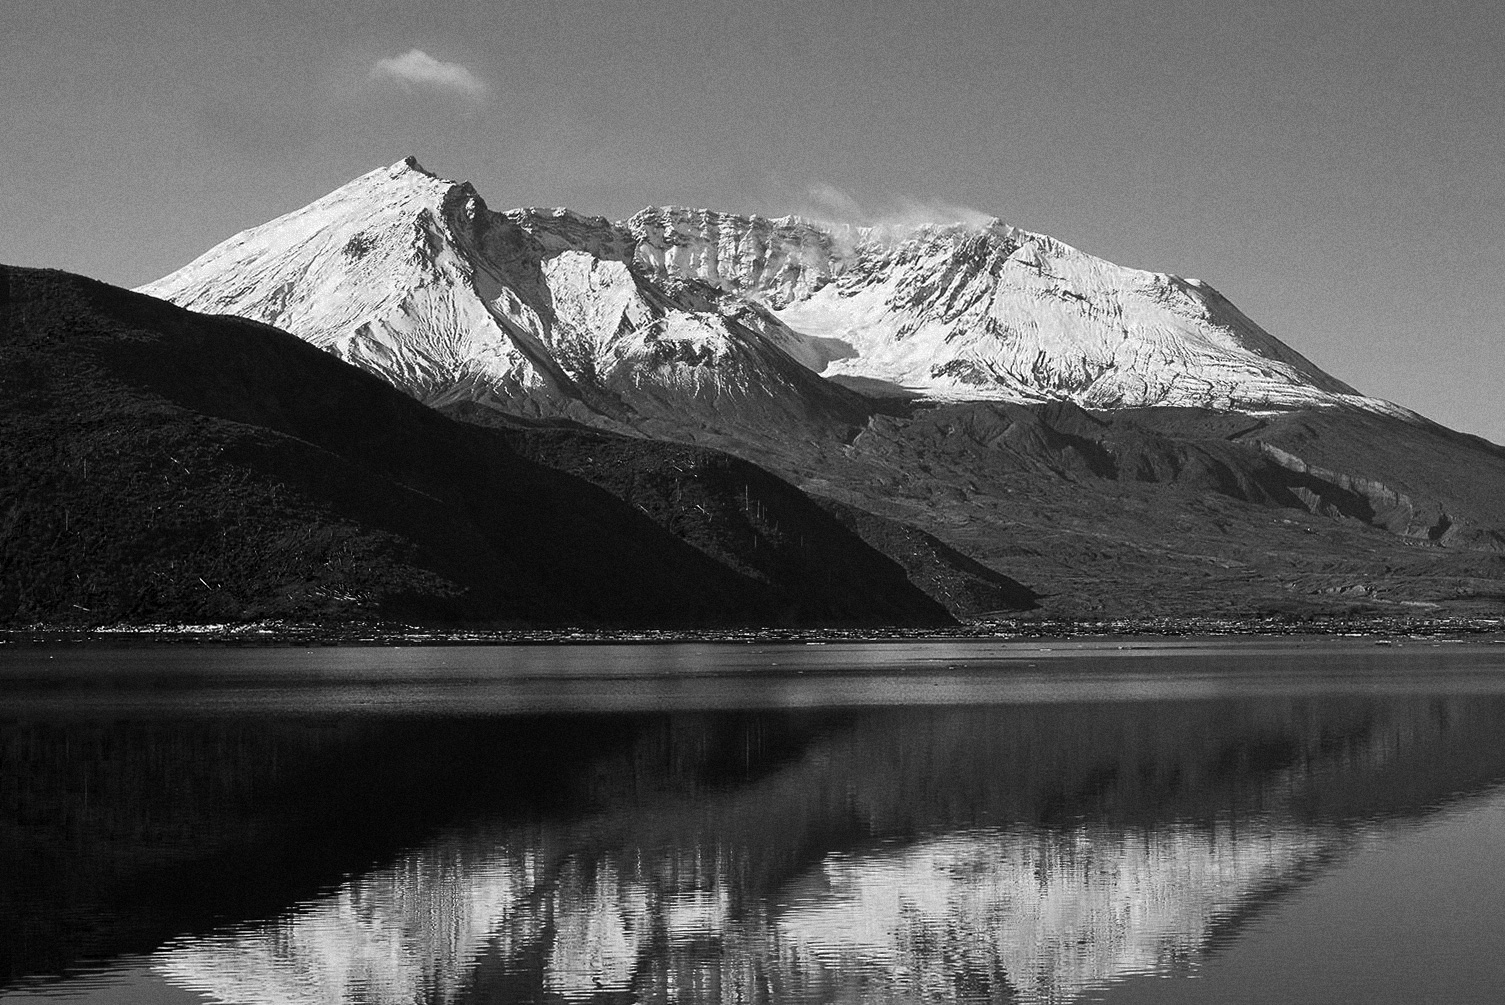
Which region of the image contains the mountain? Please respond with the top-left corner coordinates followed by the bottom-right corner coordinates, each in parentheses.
top-left (137, 158), bottom-right (1505, 622)
top-left (621, 205), bottom-right (1405, 414)
top-left (0, 265), bottom-right (952, 628)
top-left (139, 158), bottom-right (869, 451)
top-left (142, 157), bottom-right (1406, 431)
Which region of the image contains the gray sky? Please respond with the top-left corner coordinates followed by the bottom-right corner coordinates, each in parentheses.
top-left (4, 0), bottom-right (1502, 443)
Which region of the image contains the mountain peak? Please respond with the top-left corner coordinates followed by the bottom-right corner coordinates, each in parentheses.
top-left (394, 154), bottom-right (434, 177)
top-left (140, 159), bottom-right (1409, 422)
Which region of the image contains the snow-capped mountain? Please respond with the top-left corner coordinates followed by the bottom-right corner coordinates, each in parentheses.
top-left (139, 158), bottom-right (866, 438)
top-left (141, 156), bottom-right (1404, 431)
top-left (624, 207), bottom-right (1404, 414)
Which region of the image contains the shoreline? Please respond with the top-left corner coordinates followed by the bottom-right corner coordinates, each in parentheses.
top-left (4, 616), bottom-right (1504, 648)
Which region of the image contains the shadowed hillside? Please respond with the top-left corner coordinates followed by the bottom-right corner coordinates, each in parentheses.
top-left (445, 403), bottom-right (1041, 619)
top-left (0, 266), bottom-right (951, 628)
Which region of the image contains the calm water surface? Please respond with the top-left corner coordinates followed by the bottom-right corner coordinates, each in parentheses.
top-left (3, 638), bottom-right (1505, 1004)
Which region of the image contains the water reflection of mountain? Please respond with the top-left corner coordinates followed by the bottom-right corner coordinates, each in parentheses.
top-left (2, 716), bottom-right (647, 982)
top-left (144, 697), bottom-right (1505, 1005)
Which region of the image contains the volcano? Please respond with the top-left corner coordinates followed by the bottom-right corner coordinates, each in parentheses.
top-left (133, 158), bottom-right (1505, 621)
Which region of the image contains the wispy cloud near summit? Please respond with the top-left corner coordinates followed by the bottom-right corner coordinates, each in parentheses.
top-left (369, 49), bottom-right (485, 99)
top-left (803, 182), bottom-right (996, 232)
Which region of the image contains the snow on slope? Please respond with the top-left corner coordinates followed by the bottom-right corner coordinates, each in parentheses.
top-left (142, 158), bottom-right (568, 412)
top-left (140, 158), bottom-right (864, 434)
top-left (141, 157), bottom-right (1407, 427)
top-left (624, 207), bottom-right (1408, 415)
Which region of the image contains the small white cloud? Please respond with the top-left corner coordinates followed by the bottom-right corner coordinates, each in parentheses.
top-left (369, 49), bottom-right (485, 99)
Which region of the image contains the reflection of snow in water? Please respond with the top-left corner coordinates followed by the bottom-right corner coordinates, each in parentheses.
top-left (153, 817), bottom-right (1344, 1005)
top-left (154, 844), bottom-right (531, 1005)
top-left (775, 822), bottom-right (1344, 1003)
top-left (544, 857), bottom-right (651, 1000)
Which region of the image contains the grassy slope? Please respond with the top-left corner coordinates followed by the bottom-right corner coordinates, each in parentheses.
top-left (447, 384), bottom-right (1505, 622)
top-left (445, 402), bottom-right (1035, 618)
top-left (757, 401), bottom-right (1505, 620)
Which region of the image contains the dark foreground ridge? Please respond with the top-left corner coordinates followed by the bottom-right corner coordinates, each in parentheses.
top-left (0, 266), bottom-right (952, 628)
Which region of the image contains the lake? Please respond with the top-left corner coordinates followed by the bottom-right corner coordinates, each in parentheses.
top-left (3, 638), bottom-right (1505, 1004)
